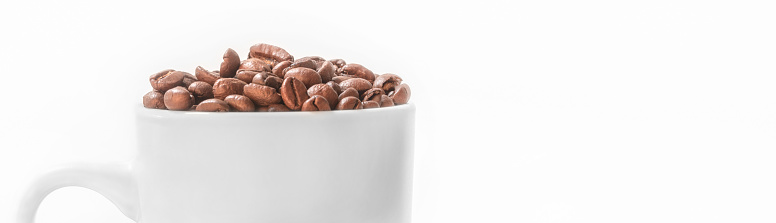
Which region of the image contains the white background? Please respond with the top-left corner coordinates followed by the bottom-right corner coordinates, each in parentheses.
top-left (1, 0), bottom-right (775, 222)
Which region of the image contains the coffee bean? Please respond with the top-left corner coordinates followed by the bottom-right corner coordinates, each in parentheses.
top-left (181, 71), bottom-right (197, 88)
top-left (250, 71), bottom-right (270, 84)
top-left (196, 98), bottom-right (230, 112)
top-left (163, 86), bottom-right (194, 111)
top-left (263, 76), bottom-right (283, 90)
top-left (362, 100), bottom-right (380, 109)
top-left (267, 104), bottom-right (291, 112)
top-left (307, 84), bottom-right (339, 108)
top-left (235, 70), bottom-right (263, 84)
top-left (380, 95), bottom-right (394, 107)
top-left (339, 63), bottom-right (375, 83)
top-left (195, 66), bottom-right (220, 85)
top-left (244, 83), bottom-right (283, 106)
top-left (338, 87), bottom-right (359, 102)
top-left (328, 59), bottom-right (346, 69)
top-left (301, 95), bottom-right (331, 111)
top-left (248, 43), bottom-right (294, 66)
top-left (389, 83), bottom-right (411, 105)
top-left (280, 77), bottom-right (309, 110)
top-left (289, 57), bottom-right (319, 70)
top-left (212, 78), bottom-right (247, 100)
top-left (220, 48), bottom-right (240, 78)
top-left (284, 67), bottom-right (321, 88)
top-left (326, 81), bottom-right (342, 95)
top-left (297, 56), bottom-right (326, 64)
top-left (331, 76), bottom-right (353, 83)
top-left (142, 90), bottom-right (166, 109)
top-left (373, 73), bottom-right (402, 92)
top-left (224, 94), bottom-right (255, 112)
top-left (317, 61), bottom-right (336, 83)
top-left (336, 96), bottom-right (362, 110)
top-left (239, 58), bottom-right (271, 72)
top-left (272, 60), bottom-right (292, 78)
top-left (339, 78), bottom-right (372, 95)
top-left (149, 69), bottom-right (184, 92)
top-left (361, 88), bottom-right (385, 102)
top-left (188, 81), bottom-right (214, 103)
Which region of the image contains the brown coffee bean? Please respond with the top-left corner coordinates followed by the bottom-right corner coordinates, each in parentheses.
top-left (307, 84), bottom-right (339, 108)
top-left (289, 57), bottom-right (319, 70)
top-left (244, 83), bottom-right (283, 106)
top-left (284, 67), bottom-right (321, 88)
top-left (163, 86), bottom-right (194, 111)
top-left (373, 73), bottom-right (403, 92)
top-left (149, 69), bottom-right (184, 92)
top-left (297, 56), bottom-right (326, 63)
top-left (224, 94), bottom-right (255, 112)
top-left (181, 71), bottom-right (197, 88)
top-left (250, 71), bottom-right (271, 84)
top-left (219, 48), bottom-right (240, 78)
top-left (339, 63), bottom-right (375, 83)
top-left (338, 87), bottom-right (359, 102)
top-left (188, 81), bottom-right (214, 103)
top-left (326, 81), bottom-right (342, 95)
top-left (362, 101), bottom-right (380, 109)
top-left (195, 66), bottom-right (220, 85)
top-left (263, 76), bottom-right (283, 90)
top-left (336, 96), bottom-right (362, 110)
top-left (239, 58), bottom-right (271, 72)
top-left (339, 78), bottom-right (372, 95)
top-left (331, 76), bottom-right (353, 83)
top-left (248, 43), bottom-right (294, 66)
top-left (361, 88), bottom-right (385, 102)
top-left (142, 90), bottom-right (166, 109)
top-left (272, 60), bottom-right (292, 78)
top-left (267, 104), bottom-right (291, 112)
top-left (280, 77), bottom-right (309, 110)
top-left (212, 78), bottom-right (247, 100)
top-left (301, 95), bottom-right (331, 111)
top-left (328, 59), bottom-right (346, 69)
top-left (317, 61), bottom-right (336, 83)
top-left (235, 70), bottom-right (263, 84)
top-left (380, 95), bottom-right (394, 107)
top-left (196, 98), bottom-right (230, 112)
top-left (389, 83), bottom-right (411, 105)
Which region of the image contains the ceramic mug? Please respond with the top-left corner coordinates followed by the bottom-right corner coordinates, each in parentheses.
top-left (18, 104), bottom-right (415, 223)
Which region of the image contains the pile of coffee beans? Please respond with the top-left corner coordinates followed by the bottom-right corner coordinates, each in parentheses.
top-left (143, 43), bottom-right (411, 112)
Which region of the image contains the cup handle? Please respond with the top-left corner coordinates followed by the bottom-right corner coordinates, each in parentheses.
top-left (17, 162), bottom-right (139, 223)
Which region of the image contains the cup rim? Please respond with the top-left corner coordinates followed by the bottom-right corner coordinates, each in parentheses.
top-left (136, 103), bottom-right (415, 119)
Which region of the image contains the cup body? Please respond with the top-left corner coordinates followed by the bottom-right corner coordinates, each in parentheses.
top-left (133, 104), bottom-right (415, 223)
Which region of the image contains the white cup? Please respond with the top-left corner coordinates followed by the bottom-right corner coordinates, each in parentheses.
top-left (18, 104), bottom-right (416, 223)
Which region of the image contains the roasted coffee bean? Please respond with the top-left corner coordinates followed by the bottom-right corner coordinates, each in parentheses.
top-left (284, 67), bottom-right (321, 88)
top-left (389, 83), bottom-right (411, 105)
top-left (195, 66), bottom-right (220, 85)
top-left (280, 77), bottom-right (309, 110)
top-left (297, 56), bottom-right (326, 63)
top-left (188, 81), bottom-right (214, 103)
top-left (181, 71), bottom-right (197, 87)
top-left (289, 57), bottom-right (319, 70)
top-left (212, 78), bottom-right (247, 100)
top-left (338, 88), bottom-right (359, 102)
top-left (339, 63), bottom-right (375, 83)
top-left (336, 96), bottom-right (362, 110)
top-left (307, 84), bottom-right (339, 108)
top-left (267, 104), bottom-right (291, 112)
top-left (380, 95), bottom-right (394, 107)
top-left (326, 81), bottom-right (342, 95)
top-left (301, 95), bottom-right (331, 111)
top-left (143, 90), bottom-right (166, 109)
top-left (373, 73), bottom-right (402, 92)
top-left (317, 61), bottom-right (336, 83)
top-left (272, 60), bottom-right (292, 78)
top-left (250, 71), bottom-right (271, 84)
top-left (239, 58), bottom-right (271, 72)
top-left (362, 101), bottom-right (380, 109)
top-left (361, 88), bottom-right (385, 102)
top-left (235, 70), bottom-right (263, 84)
top-left (248, 43), bottom-right (294, 66)
top-left (220, 48), bottom-right (240, 78)
top-left (149, 69), bottom-right (184, 92)
top-left (331, 76), bottom-right (353, 83)
top-left (224, 94), bottom-right (255, 112)
top-left (328, 59), bottom-right (346, 69)
top-left (244, 83), bottom-right (283, 106)
top-left (163, 86), bottom-right (194, 111)
top-left (196, 98), bottom-right (230, 112)
top-left (263, 76), bottom-right (283, 90)
top-left (339, 78), bottom-right (372, 95)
